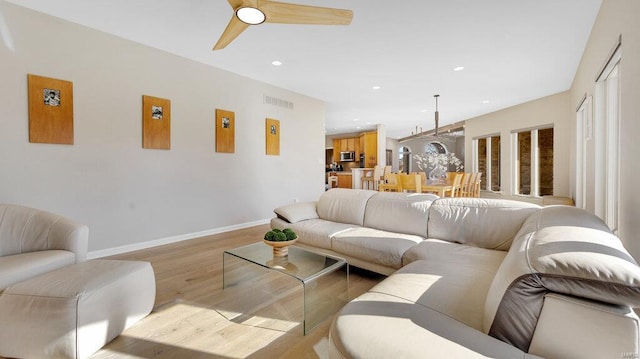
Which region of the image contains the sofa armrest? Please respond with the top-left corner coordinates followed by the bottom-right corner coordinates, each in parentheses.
top-left (48, 218), bottom-right (89, 263)
top-left (0, 204), bottom-right (88, 263)
top-left (484, 206), bottom-right (640, 352)
top-left (274, 201), bottom-right (318, 224)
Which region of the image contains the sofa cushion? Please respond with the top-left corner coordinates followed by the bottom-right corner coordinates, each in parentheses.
top-left (374, 242), bottom-right (506, 331)
top-left (332, 228), bottom-right (423, 269)
top-left (271, 217), bottom-right (356, 250)
top-left (484, 206), bottom-right (640, 352)
top-left (0, 250), bottom-right (76, 290)
top-left (273, 201), bottom-right (318, 223)
top-left (316, 189), bottom-right (377, 226)
top-left (0, 259), bottom-right (155, 359)
top-left (330, 291), bottom-right (532, 359)
top-left (427, 198), bottom-right (539, 250)
top-left (363, 192), bottom-right (437, 237)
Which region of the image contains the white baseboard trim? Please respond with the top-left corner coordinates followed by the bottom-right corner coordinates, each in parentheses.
top-left (88, 218), bottom-right (271, 259)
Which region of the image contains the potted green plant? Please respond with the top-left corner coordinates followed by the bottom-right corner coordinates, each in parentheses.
top-left (263, 228), bottom-right (298, 256)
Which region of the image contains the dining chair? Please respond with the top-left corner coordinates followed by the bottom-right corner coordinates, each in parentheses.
top-left (458, 172), bottom-right (472, 197)
top-left (466, 172), bottom-right (478, 197)
top-left (444, 172), bottom-right (463, 197)
top-left (399, 173), bottom-right (422, 193)
top-left (383, 165), bottom-right (392, 180)
top-left (455, 172), bottom-right (471, 197)
top-left (379, 173), bottom-right (401, 192)
top-left (474, 172), bottom-right (483, 197)
top-left (416, 171), bottom-right (427, 186)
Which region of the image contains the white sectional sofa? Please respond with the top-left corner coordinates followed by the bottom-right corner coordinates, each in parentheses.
top-left (271, 188), bottom-right (441, 275)
top-left (271, 189), bottom-right (640, 359)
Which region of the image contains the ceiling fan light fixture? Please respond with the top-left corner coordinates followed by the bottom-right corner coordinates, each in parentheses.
top-left (236, 7), bottom-right (266, 25)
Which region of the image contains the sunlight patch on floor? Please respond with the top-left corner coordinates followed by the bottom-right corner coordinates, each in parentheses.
top-left (102, 301), bottom-right (292, 359)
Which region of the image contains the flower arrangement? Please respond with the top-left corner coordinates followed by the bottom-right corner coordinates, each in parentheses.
top-left (264, 228), bottom-right (297, 242)
top-left (414, 152), bottom-right (464, 172)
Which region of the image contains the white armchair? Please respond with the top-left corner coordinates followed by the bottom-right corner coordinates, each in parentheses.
top-left (0, 204), bottom-right (88, 290)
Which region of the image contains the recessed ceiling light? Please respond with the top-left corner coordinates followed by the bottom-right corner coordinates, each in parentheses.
top-left (421, 109), bottom-right (428, 113)
top-left (356, 126), bottom-right (361, 129)
top-left (236, 7), bottom-right (266, 25)
top-left (453, 66), bottom-right (465, 71)
top-left (482, 100), bottom-right (490, 104)
top-left (372, 86), bottom-right (381, 90)
top-left (271, 60), bottom-right (282, 66)
top-left (353, 118), bottom-right (359, 122)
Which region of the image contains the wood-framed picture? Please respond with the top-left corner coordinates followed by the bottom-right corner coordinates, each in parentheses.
top-left (142, 95), bottom-right (171, 150)
top-left (27, 74), bottom-right (74, 145)
top-left (265, 118), bottom-right (280, 156)
top-left (216, 109), bottom-right (235, 153)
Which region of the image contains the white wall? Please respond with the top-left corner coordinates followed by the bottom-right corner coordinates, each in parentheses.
top-left (463, 91), bottom-right (572, 203)
top-left (569, 0), bottom-right (640, 260)
top-left (0, 2), bottom-right (326, 256)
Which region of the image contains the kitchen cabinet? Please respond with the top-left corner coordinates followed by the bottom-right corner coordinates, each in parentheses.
top-left (331, 132), bottom-right (376, 165)
top-left (346, 138), bottom-right (356, 152)
top-left (337, 174), bottom-right (352, 188)
top-left (362, 132), bottom-right (377, 168)
top-left (333, 137), bottom-right (360, 162)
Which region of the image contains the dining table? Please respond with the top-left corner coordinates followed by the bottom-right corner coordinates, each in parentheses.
top-left (421, 180), bottom-right (453, 197)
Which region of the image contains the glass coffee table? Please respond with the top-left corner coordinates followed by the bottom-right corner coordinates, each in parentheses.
top-left (223, 242), bottom-right (348, 334)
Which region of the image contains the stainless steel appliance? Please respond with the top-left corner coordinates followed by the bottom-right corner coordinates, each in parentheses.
top-left (340, 151), bottom-right (355, 162)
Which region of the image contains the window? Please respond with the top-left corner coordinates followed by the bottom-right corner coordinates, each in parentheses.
top-left (512, 126), bottom-right (554, 197)
top-left (594, 42), bottom-right (621, 231)
top-left (424, 141), bottom-right (447, 155)
top-left (575, 95), bottom-right (592, 210)
top-left (473, 134), bottom-right (500, 191)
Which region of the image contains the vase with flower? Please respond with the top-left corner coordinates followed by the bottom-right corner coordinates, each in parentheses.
top-left (414, 152), bottom-right (464, 184)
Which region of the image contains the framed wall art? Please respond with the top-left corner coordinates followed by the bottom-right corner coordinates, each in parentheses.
top-left (216, 109), bottom-right (235, 153)
top-left (142, 95), bottom-right (171, 149)
top-left (27, 74), bottom-right (74, 145)
top-left (265, 118), bottom-right (280, 156)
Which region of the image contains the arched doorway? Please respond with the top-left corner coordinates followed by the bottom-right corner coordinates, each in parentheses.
top-left (425, 141), bottom-right (448, 155)
top-left (399, 146), bottom-right (411, 173)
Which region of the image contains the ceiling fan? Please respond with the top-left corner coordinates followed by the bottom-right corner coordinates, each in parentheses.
top-left (213, 0), bottom-right (353, 50)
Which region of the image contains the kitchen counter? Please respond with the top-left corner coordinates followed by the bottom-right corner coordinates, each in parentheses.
top-left (327, 168), bottom-right (375, 189)
top-left (327, 171), bottom-right (354, 189)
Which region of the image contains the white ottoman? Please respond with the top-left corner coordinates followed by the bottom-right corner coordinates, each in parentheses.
top-left (0, 259), bottom-right (156, 359)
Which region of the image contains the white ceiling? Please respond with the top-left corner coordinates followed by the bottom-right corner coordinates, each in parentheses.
top-left (7, 0), bottom-right (602, 138)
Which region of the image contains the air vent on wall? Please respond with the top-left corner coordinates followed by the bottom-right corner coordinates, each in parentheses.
top-left (264, 94), bottom-right (294, 110)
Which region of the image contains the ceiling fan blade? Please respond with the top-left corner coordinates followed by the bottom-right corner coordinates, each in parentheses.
top-left (259, 0), bottom-right (353, 25)
top-left (213, 15), bottom-right (250, 50)
top-left (227, 0), bottom-right (247, 9)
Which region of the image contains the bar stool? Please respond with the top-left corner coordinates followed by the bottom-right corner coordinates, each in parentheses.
top-left (328, 175), bottom-right (338, 189)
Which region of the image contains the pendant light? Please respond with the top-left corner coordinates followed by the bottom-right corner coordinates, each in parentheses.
top-left (434, 94), bottom-right (440, 137)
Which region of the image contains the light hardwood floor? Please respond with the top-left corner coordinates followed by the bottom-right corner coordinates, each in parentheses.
top-left (90, 224), bottom-right (384, 359)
